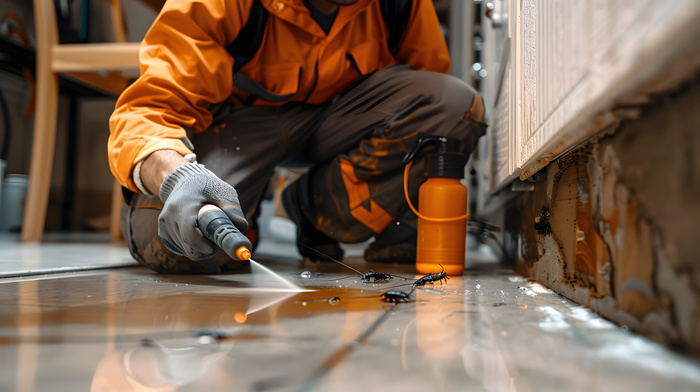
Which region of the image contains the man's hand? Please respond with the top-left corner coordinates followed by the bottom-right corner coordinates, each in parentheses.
top-left (157, 163), bottom-right (248, 260)
top-left (139, 151), bottom-right (247, 260)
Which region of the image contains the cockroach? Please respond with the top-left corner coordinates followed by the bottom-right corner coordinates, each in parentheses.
top-left (297, 243), bottom-right (407, 284)
top-left (362, 270), bottom-right (392, 283)
top-left (380, 290), bottom-right (411, 303)
top-left (413, 264), bottom-right (449, 286)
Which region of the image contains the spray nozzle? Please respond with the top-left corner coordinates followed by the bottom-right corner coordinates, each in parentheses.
top-left (402, 132), bottom-right (466, 179)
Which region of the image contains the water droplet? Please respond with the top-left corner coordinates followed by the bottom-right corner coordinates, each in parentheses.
top-left (300, 271), bottom-right (311, 278)
top-left (236, 146), bottom-right (240, 151)
top-left (621, 325), bottom-right (629, 332)
top-left (301, 301), bottom-right (307, 306)
top-left (476, 284), bottom-right (481, 289)
top-left (197, 335), bottom-right (216, 345)
top-left (328, 297), bottom-right (340, 305)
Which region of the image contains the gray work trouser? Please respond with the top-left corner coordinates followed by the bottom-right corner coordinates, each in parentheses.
top-left (120, 65), bottom-right (487, 273)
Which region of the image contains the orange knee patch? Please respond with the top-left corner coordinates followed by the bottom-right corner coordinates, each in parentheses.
top-left (461, 94), bottom-right (485, 123)
top-left (339, 159), bottom-right (394, 234)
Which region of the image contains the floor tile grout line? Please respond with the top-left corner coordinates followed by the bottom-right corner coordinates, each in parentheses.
top-left (0, 262), bottom-right (138, 280)
top-left (296, 303), bottom-right (398, 392)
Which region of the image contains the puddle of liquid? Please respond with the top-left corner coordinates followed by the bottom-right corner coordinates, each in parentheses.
top-left (0, 283), bottom-right (392, 345)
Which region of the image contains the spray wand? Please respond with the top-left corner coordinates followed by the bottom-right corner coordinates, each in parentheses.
top-left (197, 205), bottom-right (252, 261)
top-left (197, 204), bottom-right (305, 291)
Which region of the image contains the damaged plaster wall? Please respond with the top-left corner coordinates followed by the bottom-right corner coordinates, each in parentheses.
top-left (507, 78), bottom-right (700, 355)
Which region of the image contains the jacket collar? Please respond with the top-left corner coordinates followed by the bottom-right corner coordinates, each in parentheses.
top-left (259, 0), bottom-right (375, 38)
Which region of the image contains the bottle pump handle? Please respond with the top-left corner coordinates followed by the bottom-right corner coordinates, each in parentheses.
top-left (402, 133), bottom-right (461, 165)
top-left (402, 133), bottom-right (470, 222)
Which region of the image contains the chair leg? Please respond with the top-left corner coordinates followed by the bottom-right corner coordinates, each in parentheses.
top-left (110, 178), bottom-right (123, 242)
top-left (21, 71), bottom-right (59, 242)
top-left (109, 0), bottom-right (127, 43)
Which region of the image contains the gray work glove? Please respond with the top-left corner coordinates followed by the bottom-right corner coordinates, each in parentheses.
top-left (158, 163), bottom-right (248, 260)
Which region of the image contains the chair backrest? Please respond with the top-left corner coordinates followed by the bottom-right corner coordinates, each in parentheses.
top-left (33, 0), bottom-right (140, 73)
top-left (21, 0), bottom-right (149, 242)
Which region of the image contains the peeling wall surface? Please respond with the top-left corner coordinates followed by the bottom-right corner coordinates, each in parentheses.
top-left (506, 79), bottom-right (700, 355)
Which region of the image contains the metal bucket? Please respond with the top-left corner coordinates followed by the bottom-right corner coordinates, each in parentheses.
top-left (0, 159), bottom-right (5, 226)
top-left (0, 173), bottom-right (28, 232)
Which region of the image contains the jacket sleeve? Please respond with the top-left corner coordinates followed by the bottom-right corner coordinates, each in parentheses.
top-left (393, 0), bottom-right (450, 74)
top-left (108, 0), bottom-right (251, 192)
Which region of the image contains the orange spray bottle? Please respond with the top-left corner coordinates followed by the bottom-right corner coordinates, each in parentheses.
top-left (402, 133), bottom-right (469, 276)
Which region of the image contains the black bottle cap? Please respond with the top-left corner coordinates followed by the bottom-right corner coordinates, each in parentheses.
top-left (403, 132), bottom-right (466, 179)
top-left (427, 151), bottom-right (467, 178)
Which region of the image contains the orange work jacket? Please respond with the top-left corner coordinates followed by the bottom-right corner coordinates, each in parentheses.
top-left (108, 0), bottom-right (450, 192)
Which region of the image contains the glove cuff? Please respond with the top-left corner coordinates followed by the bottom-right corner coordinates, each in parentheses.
top-left (159, 163), bottom-right (211, 203)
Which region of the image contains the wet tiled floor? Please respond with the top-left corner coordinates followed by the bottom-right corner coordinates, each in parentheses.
top-left (1, 234), bottom-right (699, 391)
top-left (0, 233), bottom-right (137, 278)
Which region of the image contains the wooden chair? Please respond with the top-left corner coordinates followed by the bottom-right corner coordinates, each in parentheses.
top-left (22, 0), bottom-right (143, 241)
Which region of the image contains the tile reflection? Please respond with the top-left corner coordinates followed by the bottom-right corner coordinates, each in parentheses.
top-left (415, 279), bottom-right (465, 360)
top-left (17, 280), bottom-right (39, 392)
top-left (92, 337), bottom-right (238, 391)
top-left (1, 268), bottom-right (699, 391)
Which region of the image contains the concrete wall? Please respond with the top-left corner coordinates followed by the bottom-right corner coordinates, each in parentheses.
top-left (504, 78), bottom-right (700, 356)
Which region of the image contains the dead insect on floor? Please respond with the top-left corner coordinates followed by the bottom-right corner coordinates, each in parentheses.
top-left (380, 290), bottom-right (411, 303)
top-left (362, 270), bottom-right (393, 283)
top-left (413, 264), bottom-right (449, 286)
top-left (298, 243), bottom-right (406, 284)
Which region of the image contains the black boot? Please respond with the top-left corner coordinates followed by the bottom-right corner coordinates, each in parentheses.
top-left (363, 211), bottom-right (416, 264)
top-left (281, 180), bottom-right (344, 262)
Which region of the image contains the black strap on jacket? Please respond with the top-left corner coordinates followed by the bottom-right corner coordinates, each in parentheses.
top-left (379, 0), bottom-right (413, 53)
top-left (225, 0), bottom-right (414, 94)
top-left (226, 0), bottom-right (268, 74)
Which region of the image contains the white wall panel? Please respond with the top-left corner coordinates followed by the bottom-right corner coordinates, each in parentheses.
top-left (491, 55), bottom-right (511, 188)
top-left (483, 0), bottom-right (700, 191)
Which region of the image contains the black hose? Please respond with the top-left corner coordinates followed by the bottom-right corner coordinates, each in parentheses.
top-left (0, 87), bottom-right (10, 162)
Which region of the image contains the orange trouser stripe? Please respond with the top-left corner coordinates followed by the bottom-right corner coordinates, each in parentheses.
top-left (339, 159), bottom-right (394, 234)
